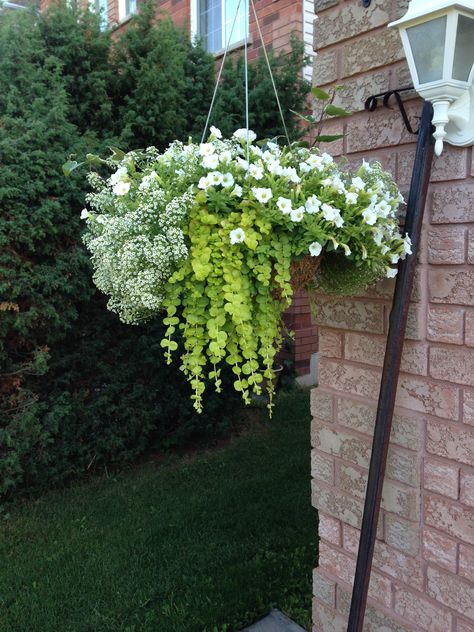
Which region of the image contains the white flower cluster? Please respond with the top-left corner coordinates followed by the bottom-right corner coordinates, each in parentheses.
top-left (82, 128), bottom-right (408, 324)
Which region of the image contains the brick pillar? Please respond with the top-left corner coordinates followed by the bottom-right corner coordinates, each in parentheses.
top-left (311, 1), bottom-right (474, 630)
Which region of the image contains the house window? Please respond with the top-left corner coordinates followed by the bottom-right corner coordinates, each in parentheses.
top-left (92, 0), bottom-right (108, 29)
top-left (197, 0), bottom-right (248, 53)
top-left (118, 0), bottom-right (137, 21)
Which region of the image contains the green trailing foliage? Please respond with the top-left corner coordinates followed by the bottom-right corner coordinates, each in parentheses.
top-left (0, 2), bottom-right (311, 499)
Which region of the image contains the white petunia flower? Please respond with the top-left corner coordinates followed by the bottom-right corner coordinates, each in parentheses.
top-left (309, 241), bottom-right (322, 257)
top-left (321, 153), bottom-right (333, 165)
top-left (113, 181), bottom-right (131, 196)
top-left (277, 197), bottom-right (292, 214)
top-left (305, 195), bottom-right (321, 214)
top-left (198, 176), bottom-right (211, 189)
top-left (377, 200), bottom-right (391, 217)
top-left (249, 163), bottom-right (264, 180)
top-left (283, 167), bottom-right (301, 183)
top-left (299, 162), bottom-right (311, 174)
top-left (237, 158), bottom-right (250, 171)
top-left (306, 154), bottom-right (324, 170)
top-left (362, 207), bottom-right (378, 225)
top-left (233, 128), bottom-right (257, 143)
top-left (80, 208), bottom-right (89, 220)
top-left (222, 172), bottom-right (235, 187)
top-left (402, 234), bottom-right (412, 255)
top-left (251, 145), bottom-right (263, 157)
top-left (373, 228), bottom-right (384, 246)
top-left (199, 142), bottom-right (215, 156)
top-left (262, 150), bottom-right (274, 163)
top-left (202, 154), bottom-right (219, 169)
top-left (391, 254), bottom-right (400, 264)
top-left (290, 206), bottom-right (305, 222)
top-left (321, 203), bottom-right (338, 222)
top-left (209, 171), bottom-right (223, 186)
top-left (110, 166), bottom-right (128, 186)
top-left (219, 150), bottom-right (232, 164)
top-left (351, 176), bottom-right (366, 191)
top-left (210, 125), bottom-right (222, 139)
top-left (386, 267), bottom-right (398, 278)
top-left (232, 184), bottom-right (243, 197)
top-left (362, 159), bottom-right (373, 173)
top-left (267, 160), bottom-right (284, 176)
top-left (252, 187), bottom-right (273, 204)
top-left (341, 244), bottom-right (352, 256)
top-left (346, 191), bottom-right (358, 205)
top-left (230, 228), bottom-right (246, 244)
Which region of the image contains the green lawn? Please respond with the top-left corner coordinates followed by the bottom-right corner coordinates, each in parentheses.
top-left (0, 389), bottom-right (316, 632)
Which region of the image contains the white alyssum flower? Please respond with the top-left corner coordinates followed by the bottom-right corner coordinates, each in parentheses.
top-left (199, 143), bottom-right (215, 156)
top-left (232, 184), bottom-right (243, 197)
top-left (309, 241), bottom-right (322, 257)
top-left (139, 171), bottom-right (158, 190)
top-left (252, 187), bottom-right (273, 204)
top-left (113, 181), bottom-right (131, 196)
top-left (233, 128), bottom-right (257, 143)
top-left (386, 267), bottom-right (398, 278)
top-left (210, 125), bottom-right (222, 139)
top-left (222, 172), bottom-right (235, 187)
top-left (202, 154), bottom-right (219, 170)
top-left (80, 208), bottom-right (89, 220)
top-left (249, 163), bottom-right (264, 180)
top-left (305, 195), bottom-right (321, 214)
top-left (230, 228), bottom-right (246, 244)
top-left (277, 197), bottom-right (292, 214)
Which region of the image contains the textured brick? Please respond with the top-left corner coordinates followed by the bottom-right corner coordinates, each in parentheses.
top-left (311, 448), bottom-right (335, 484)
top-left (311, 389), bottom-right (334, 421)
top-left (423, 457), bottom-right (459, 499)
top-left (312, 421), bottom-right (370, 467)
top-left (429, 269), bottom-right (474, 306)
top-left (382, 479), bottom-right (420, 521)
top-left (468, 230), bottom-right (474, 264)
top-left (343, 524), bottom-right (423, 589)
top-left (422, 527), bottom-right (458, 573)
top-left (396, 375), bottom-right (459, 421)
top-left (346, 106), bottom-right (415, 153)
top-left (318, 513), bottom-right (341, 545)
top-left (336, 396), bottom-right (423, 451)
top-left (459, 543), bottom-right (474, 582)
top-left (465, 311), bottom-right (474, 347)
top-left (460, 471), bottom-right (474, 508)
top-left (427, 419), bottom-right (474, 467)
top-left (343, 28), bottom-right (404, 77)
top-left (319, 542), bottom-right (392, 608)
top-left (314, 0), bottom-right (339, 12)
top-left (344, 333), bottom-right (427, 376)
top-left (337, 587), bottom-right (415, 631)
top-left (464, 390), bottom-right (474, 425)
top-left (312, 598), bottom-right (346, 632)
top-left (313, 49), bottom-right (338, 85)
top-left (319, 359), bottom-right (381, 398)
top-left (316, 71), bottom-right (389, 115)
top-left (427, 306), bottom-right (464, 345)
top-left (430, 346), bottom-right (474, 388)
top-left (313, 568), bottom-right (336, 607)
top-left (427, 565), bottom-right (474, 620)
top-left (430, 183), bottom-right (474, 224)
top-left (313, 297), bottom-right (384, 333)
top-left (458, 619), bottom-right (474, 632)
top-left (387, 447), bottom-right (420, 488)
top-left (319, 329), bottom-right (343, 359)
top-left (428, 227), bottom-right (466, 264)
top-left (314, 0), bottom-right (390, 48)
top-left (425, 494), bottom-right (474, 545)
top-left (394, 586), bottom-right (453, 632)
top-left (385, 514), bottom-right (419, 556)
top-left (311, 481), bottom-right (364, 529)
top-left (398, 147), bottom-right (468, 186)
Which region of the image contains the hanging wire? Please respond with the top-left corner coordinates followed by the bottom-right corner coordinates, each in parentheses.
top-left (243, 0), bottom-right (250, 162)
top-left (201, 0), bottom-right (243, 143)
top-left (249, 0), bottom-right (290, 145)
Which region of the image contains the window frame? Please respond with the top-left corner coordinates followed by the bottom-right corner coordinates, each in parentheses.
top-left (191, 0), bottom-right (250, 55)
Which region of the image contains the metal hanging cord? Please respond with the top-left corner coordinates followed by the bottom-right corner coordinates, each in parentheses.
top-left (201, 0), bottom-right (290, 147)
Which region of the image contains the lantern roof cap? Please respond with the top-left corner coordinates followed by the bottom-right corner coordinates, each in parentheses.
top-left (389, 0), bottom-right (474, 29)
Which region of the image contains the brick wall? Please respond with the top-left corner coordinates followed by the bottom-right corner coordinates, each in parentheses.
top-left (311, 1), bottom-right (474, 631)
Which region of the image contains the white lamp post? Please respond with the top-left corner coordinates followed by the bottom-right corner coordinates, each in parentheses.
top-left (389, 0), bottom-right (474, 155)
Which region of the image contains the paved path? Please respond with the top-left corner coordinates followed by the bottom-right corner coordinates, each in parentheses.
top-left (241, 609), bottom-right (307, 632)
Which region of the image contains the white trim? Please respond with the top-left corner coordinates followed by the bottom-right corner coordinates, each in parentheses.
top-left (190, 0), bottom-right (197, 42)
top-left (118, 0), bottom-right (126, 21)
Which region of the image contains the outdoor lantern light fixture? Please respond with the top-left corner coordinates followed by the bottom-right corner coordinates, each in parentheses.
top-left (389, 0), bottom-right (474, 155)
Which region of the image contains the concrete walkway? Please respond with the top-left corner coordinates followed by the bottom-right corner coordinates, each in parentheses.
top-left (241, 609), bottom-right (307, 632)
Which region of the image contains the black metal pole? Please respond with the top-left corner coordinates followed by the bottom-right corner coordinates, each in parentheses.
top-left (346, 100), bottom-right (434, 632)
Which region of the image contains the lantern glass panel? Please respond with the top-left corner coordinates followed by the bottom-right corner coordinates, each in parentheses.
top-left (406, 16), bottom-right (447, 84)
top-left (453, 15), bottom-right (474, 81)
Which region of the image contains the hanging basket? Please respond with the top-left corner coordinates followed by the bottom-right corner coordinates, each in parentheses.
top-left (290, 254), bottom-right (322, 293)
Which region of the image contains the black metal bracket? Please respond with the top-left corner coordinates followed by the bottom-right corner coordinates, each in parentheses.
top-left (361, 0), bottom-right (371, 6)
top-left (365, 87), bottom-right (418, 135)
